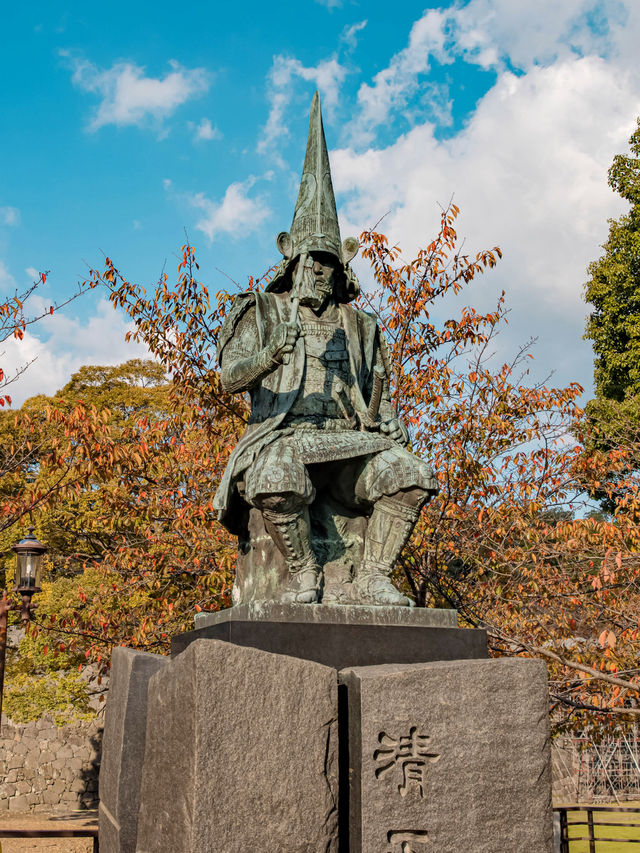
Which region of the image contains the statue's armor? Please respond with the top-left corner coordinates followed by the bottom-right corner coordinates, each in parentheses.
top-left (246, 438), bottom-right (436, 510)
top-left (285, 320), bottom-right (352, 425)
top-left (245, 442), bottom-right (315, 509)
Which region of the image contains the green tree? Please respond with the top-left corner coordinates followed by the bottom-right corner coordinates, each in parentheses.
top-left (585, 117), bottom-right (640, 403)
top-left (582, 118), bottom-right (640, 511)
top-left (3, 566), bottom-right (105, 723)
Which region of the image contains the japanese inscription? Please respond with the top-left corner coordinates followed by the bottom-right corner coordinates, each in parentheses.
top-left (386, 830), bottom-right (430, 852)
top-left (374, 727), bottom-right (440, 798)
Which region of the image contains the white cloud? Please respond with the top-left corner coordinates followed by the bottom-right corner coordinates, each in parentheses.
top-left (445, 0), bottom-right (627, 71)
top-left (315, 0), bottom-right (343, 8)
top-left (0, 297), bottom-right (151, 406)
top-left (258, 55), bottom-right (348, 157)
top-left (347, 9), bottom-right (450, 143)
top-left (341, 20), bottom-right (367, 51)
top-left (192, 117), bottom-right (221, 142)
top-left (346, 1), bottom-right (637, 145)
top-left (188, 177), bottom-right (271, 243)
top-left (0, 261), bottom-right (16, 293)
top-left (333, 45), bottom-right (640, 393)
top-left (25, 267), bottom-right (39, 281)
top-left (62, 53), bottom-right (211, 131)
top-left (0, 206), bottom-right (20, 226)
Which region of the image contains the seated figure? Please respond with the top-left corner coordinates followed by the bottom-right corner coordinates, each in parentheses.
top-left (213, 92), bottom-right (438, 606)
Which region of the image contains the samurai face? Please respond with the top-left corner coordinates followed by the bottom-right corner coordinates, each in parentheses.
top-left (293, 251), bottom-right (340, 311)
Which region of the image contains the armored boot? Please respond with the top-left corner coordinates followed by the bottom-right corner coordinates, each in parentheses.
top-left (353, 496), bottom-right (421, 607)
top-left (262, 507), bottom-right (320, 604)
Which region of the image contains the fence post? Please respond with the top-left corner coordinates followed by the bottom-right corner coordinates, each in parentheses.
top-left (559, 809), bottom-right (569, 853)
top-left (587, 808), bottom-right (595, 853)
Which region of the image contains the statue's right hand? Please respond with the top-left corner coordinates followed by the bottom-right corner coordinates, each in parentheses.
top-left (267, 322), bottom-right (302, 364)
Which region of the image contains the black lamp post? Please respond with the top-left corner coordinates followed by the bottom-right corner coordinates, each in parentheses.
top-left (0, 528), bottom-right (47, 730)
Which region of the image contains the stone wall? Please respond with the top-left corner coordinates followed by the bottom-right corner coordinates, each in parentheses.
top-left (0, 714), bottom-right (102, 812)
top-left (552, 738), bottom-right (580, 803)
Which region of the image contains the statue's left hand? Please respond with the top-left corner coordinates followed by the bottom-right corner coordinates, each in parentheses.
top-left (379, 418), bottom-right (409, 446)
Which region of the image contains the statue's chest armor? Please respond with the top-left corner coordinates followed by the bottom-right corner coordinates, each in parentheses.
top-left (289, 322), bottom-right (351, 418)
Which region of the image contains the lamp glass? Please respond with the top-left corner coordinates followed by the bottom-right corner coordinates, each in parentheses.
top-left (16, 550), bottom-right (43, 589)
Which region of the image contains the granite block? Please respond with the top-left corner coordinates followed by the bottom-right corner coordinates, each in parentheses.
top-left (135, 638), bottom-right (338, 853)
top-left (172, 604), bottom-right (487, 670)
top-left (194, 602), bottom-right (458, 629)
top-left (99, 647), bottom-right (168, 853)
top-left (339, 658), bottom-right (553, 853)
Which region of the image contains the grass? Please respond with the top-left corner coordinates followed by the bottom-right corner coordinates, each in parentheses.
top-left (560, 802), bottom-right (640, 851)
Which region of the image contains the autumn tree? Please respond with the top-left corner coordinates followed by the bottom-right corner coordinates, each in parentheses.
top-left (358, 210), bottom-right (640, 733)
top-left (23, 359), bottom-right (171, 567)
top-left (0, 273), bottom-right (99, 722)
top-left (0, 270), bottom-right (94, 542)
top-left (2, 356), bottom-right (235, 719)
top-left (13, 206), bottom-right (640, 733)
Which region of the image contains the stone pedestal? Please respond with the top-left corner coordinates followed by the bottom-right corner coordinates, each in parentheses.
top-left (99, 608), bottom-right (553, 852)
top-left (135, 639), bottom-right (338, 853)
top-left (99, 648), bottom-right (168, 853)
top-left (172, 603), bottom-right (487, 670)
top-left (339, 658), bottom-right (554, 852)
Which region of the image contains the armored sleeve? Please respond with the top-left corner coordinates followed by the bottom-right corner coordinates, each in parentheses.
top-left (218, 293), bottom-right (259, 364)
top-left (219, 295), bottom-right (280, 394)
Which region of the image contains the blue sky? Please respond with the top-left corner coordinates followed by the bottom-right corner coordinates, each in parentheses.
top-left (2, 0), bottom-right (640, 404)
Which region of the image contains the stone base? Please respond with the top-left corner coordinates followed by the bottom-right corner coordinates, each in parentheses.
top-left (194, 601), bottom-right (459, 628)
top-left (135, 639), bottom-right (338, 853)
top-left (98, 647), bottom-right (168, 853)
top-left (340, 658), bottom-right (554, 852)
top-left (171, 603), bottom-right (487, 669)
top-left (100, 617), bottom-right (552, 852)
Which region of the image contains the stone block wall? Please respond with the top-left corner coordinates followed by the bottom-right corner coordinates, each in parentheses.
top-left (0, 714), bottom-right (102, 812)
top-left (552, 738), bottom-right (580, 803)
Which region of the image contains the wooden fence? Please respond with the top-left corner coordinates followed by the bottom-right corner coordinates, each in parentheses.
top-left (556, 805), bottom-right (640, 850)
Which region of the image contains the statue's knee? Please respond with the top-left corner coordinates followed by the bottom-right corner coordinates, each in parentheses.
top-left (245, 446), bottom-right (314, 509)
top-left (357, 447), bottom-right (438, 503)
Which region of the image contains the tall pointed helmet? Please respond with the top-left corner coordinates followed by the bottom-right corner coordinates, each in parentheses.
top-left (275, 91), bottom-right (359, 266)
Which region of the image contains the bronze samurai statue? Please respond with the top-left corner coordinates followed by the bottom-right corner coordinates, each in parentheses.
top-left (214, 93), bottom-right (438, 607)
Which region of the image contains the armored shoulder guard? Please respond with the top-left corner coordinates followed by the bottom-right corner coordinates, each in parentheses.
top-left (217, 292), bottom-right (258, 361)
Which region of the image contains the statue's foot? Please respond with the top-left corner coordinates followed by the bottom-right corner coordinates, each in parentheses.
top-left (280, 567), bottom-right (320, 604)
top-left (352, 572), bottom-right (415, 607)
top-left (322, 581), bottom-right (353, 606)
